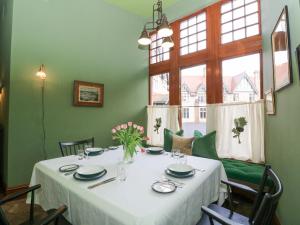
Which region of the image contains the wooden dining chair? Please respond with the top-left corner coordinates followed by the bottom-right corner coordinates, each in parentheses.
top-left (198, 165), bottom-right (283, 225)
top-left (0, 184), bottom-right (68, 225)
top-left (59, 137), bottom-right (94, 156)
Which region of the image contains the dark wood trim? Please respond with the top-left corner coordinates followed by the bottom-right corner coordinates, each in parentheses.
top-left (148, 0), bottom-right (263, 110)
top-left (3, 183), bottom-right (29, 195)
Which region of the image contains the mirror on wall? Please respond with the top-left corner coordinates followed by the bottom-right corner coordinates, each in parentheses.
top-left (271, 6), bottom-right (293, 91)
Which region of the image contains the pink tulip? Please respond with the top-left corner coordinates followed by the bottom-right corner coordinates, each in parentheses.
top-left (124, 124), bottom-right (128, 129)
top-left (112, 128), bottom-right (116, 133)
top-left (128, 122), bottom-right (133, 126)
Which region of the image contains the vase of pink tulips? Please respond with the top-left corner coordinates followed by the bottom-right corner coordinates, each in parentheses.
top-left (112, 122), bottom-right (145, 163)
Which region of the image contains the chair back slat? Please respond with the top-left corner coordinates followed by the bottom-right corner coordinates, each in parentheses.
top-left (250, 165), bottom-right (283, 225)
top-left (59, 137), bottom-right (94, 156)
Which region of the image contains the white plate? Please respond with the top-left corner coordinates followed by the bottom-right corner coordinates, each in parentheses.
top-left (147, 147), bottom-right (163, 152)
top-left (152, 181), bottom-right (176, 194)
top-left (77, 166), bottom-right (105, 176)
top-left (167, 164), bottom-right (194, 175)
top-left (85, 147), bottom-right (103, 153)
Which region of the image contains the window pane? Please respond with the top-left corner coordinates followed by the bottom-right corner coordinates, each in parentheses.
top-left (181, 65), bottom-right (207, 136)
top-left (181, 46), bottom-right (188, 55)
top-left (180, 28), bottom-right (188, 38)
top-left (151, 73), bottom-right (169, 105)
top-left (198, 41), bottom-right (206, 51)
top-left (197, 13), bottom-right (206, 22)
top-left (222, 11), bottom-right (233, 23)
top-left (233, 17), bottom-right (245, 30)
top-left (221, 0), bottom-right (259, 44)
top-left (189, 25), bottom-right (197, 35)
top-left (197, 22), bottom-right (206, 31)
top-left (189, 16), bottom-right (197, 26)
top-left (150, 33), bottom-right (170, 64)
top-left (221, 2), bottom-right (232, 13)
top-left (189, 34), bottom-right (197, 44)
top-left (246, 13), bottom-right (258, 26)
top-left (180, 12), bottom-right (207, 55)
top-left (189, 43), bottom-right (197, 53)
top-left (222, 32), bottom-right (233, 44)
top-left (245, 2), bottom-right (258, 15)
top-left (197, 31), bottom-right (206, 41)
top-left (233, 7), bottom-right (245, 19)
top-left (181, 37), bottom-right (188, 46)
top-left (222, 54), bottom-right (261, 103)
top-left (233, 28), bottom-right (246, 40)
top-left (233, 0), bottom-right (244, 8)
top-left (246, 24), bottom-right (259, 36)
top-left (180, 20), bottom-right (188, 29)
top-left (222, 22), bottom-right (233, 33)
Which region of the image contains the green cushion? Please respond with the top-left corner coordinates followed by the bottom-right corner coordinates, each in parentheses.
top-left (221, 159), bottom-right (265, 185)
top-left (194, 130), bottom-right (203, 138)
top-left (192, 131), bottom-right (219, 160)
top-left (163, 128), bottom-right (184, 152)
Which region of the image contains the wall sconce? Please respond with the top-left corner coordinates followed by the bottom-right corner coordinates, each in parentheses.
top-left (36, 64), bottom-right (47, 159)
top-left (36, 64), bottom-right (47, 80)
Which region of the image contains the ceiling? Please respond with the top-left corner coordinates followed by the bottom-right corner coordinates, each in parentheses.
top-left (103, 0), bottom-right (180, 18)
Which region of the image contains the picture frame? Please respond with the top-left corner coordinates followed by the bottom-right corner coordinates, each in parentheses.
top-left (73, 80), bottom-right (104, 107)
top-left (265, 89), bottom-right (275, 115)
top-left (296, 45), bottom-right (300, 78)
top-left (271, 6), bottom-right (293, 91)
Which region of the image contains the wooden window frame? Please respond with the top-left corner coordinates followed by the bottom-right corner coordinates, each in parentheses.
top-left (148, 0), bottom-right (263, 106)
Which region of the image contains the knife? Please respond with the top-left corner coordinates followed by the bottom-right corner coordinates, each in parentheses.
top-left (88, 177), bottom-right (117, 189)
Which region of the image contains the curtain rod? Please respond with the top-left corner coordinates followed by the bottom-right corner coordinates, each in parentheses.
top-left (147, 100), bottom-right (264, 108)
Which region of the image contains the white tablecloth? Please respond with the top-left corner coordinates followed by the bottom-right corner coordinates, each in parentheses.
top-left (28, 148), bottom-right (227, 225)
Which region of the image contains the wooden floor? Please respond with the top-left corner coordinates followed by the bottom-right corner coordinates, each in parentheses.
top-left (1, 193), bottom-right (252, 225)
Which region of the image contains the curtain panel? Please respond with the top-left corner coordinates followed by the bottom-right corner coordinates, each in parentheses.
top-left (207, 101), bottom-right (265, 163)
top-left (147, 106), bottom-right (180, 146)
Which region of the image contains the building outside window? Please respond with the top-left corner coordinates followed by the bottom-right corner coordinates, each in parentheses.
top-left (199, 107), bottom-right (207, 119)
top-left (183, 107), bottom-right (190, 119)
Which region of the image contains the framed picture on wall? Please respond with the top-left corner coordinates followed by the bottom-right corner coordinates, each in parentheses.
top-left (73, 80), bottom-right (104, 107)
top-left (271, 6), bottom-right (293, 91)
top-left (265, 89), bottom-right (275, 115)
top-left (297, 45), bottom-right (300, 78)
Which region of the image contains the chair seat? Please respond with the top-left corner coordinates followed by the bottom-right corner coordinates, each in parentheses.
top-left (197, 204), bottom-right (250, 225)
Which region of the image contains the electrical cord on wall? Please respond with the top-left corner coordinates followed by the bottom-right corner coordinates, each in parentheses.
top-left (41, 79), bottom-right (47, 160)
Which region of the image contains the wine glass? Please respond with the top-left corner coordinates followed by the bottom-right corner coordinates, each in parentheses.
top-left (77, 149), bottom-right (84, 160)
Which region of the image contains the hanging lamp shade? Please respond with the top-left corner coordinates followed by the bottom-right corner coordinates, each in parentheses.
top-left (138, 27), bottom-right (151, 46)
top-left (158, 16), bottom-right (173, 38)
top-left (162, 36), bottom-right (174, 49)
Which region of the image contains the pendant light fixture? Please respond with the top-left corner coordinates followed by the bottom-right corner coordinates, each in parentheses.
top-left (162, 36), bottom-right (174, 49)
top-left (138, 0), bottom-right (174, 49)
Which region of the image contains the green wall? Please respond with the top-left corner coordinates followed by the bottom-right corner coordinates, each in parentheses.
top-left (261, 0), bottom-right (300, 224)
top-left (5, 0), bottom-right (148, 186)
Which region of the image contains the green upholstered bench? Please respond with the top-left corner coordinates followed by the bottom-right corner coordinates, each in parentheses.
top-left (221, 159), bottom-right (265, 186)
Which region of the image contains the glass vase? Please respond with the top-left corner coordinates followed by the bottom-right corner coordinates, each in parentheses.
top-left (123, 145), bottom-right (135, 164)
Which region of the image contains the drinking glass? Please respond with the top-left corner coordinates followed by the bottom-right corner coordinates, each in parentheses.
top-left (84, 144), bottom-right (92, 159)
top-left (172, 149), bottom-right (181, 160)
top-left (77, 149), bottom-right (85, 160)
top-left (179, 154), bottom-right (187, 165)
top-left (117, 163), bottom-right (127, 182)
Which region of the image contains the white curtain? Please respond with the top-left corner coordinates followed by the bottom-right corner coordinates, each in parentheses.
top-left (147, 106), bottom-right (180, 146)
top-left (206, 101), bottom-right (265, 163)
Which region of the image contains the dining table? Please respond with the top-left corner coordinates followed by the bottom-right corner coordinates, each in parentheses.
top-left (28, 147), bottom-right (227, 225)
